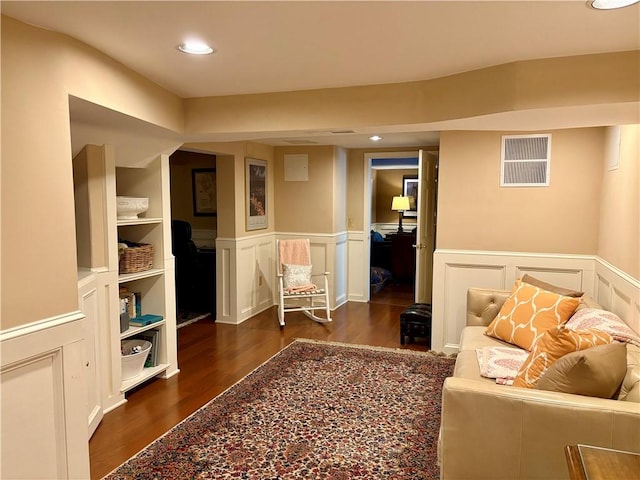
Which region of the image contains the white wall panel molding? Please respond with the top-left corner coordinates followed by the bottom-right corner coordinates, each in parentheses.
top-left (276, 232), bottom-right (348, 309)
top-left (77, 273), bottom-right (103, 438)
top-left (1, 311), bottom-right (90, 480)
top-left (432, 249), bottom-right (597, 353)
top-left (238, 235), bottom-right (275, 321)
top-left (1, 310), bottom-right (84, 345)
top-left (217, 232), bottom-right (348, 325)
top-left (347, 230), bottom-right (368, 303)
top-left (215, 238), bottom-right (242, 325)
top-left (594, 257), bottom-right (640, 335)
top-left (334, 233), bottom-right (348, 308)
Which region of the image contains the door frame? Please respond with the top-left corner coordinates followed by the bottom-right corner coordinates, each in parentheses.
top-left (363, 151), bottom-right (420, 303)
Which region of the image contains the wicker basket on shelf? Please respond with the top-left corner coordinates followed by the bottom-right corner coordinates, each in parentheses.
top-left (119, 243), bottom-right (153, 274)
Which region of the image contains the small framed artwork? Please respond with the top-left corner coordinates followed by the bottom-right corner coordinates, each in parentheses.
top-left (246, 158), bottom-right (268, 230)
top-left (192, 168), bottom-right (217, 216)
top-left (402, 175), bottom-right (418, 218)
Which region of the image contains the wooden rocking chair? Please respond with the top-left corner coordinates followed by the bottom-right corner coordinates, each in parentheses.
top-left (276, 238), bottom-right (331, 327)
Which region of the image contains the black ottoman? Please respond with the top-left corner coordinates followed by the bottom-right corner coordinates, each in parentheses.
top-left (400, 303), bottom-right (432, 347)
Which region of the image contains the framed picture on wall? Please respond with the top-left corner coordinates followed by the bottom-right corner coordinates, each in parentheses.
top-left (246, 158), bottom-right (268, 230)
top-left (192, 168), bottom-right (217, 216)
top-left (403, 175), bottom-right (418, 218)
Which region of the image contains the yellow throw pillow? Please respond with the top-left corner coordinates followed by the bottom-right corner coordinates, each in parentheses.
top-left (485, 280), bottom-right (580, 351)
top-left (513, 326), bottom-right (613, 388)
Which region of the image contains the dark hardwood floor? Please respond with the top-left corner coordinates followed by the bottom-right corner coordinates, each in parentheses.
top-left (90, 287), bottom-right (422, 479)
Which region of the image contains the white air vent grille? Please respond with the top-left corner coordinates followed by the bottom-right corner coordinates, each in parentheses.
top-left (501, 134), bottom-right (551, 187)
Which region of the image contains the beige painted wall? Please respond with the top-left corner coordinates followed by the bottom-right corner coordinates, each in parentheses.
top-left (375, 169), bottom-right (418, 225)
top-left (180, 141), bottom-right (274, 238)
top-left (347, 152), bottom-right (366, 231)
top-left (598, 125), bottom-right (640, 278)
top-left (273, 146), bottom-right (337, 233)
top-left (169, 150), bottom-right (217, 231)
top-left (73, 145), bottom-right (108, 269)
top-left (1, 16), bottom-right (183, 329)
top-left (437, 128), bottom-right (604, 254)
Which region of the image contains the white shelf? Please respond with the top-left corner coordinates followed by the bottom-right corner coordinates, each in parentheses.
top-left (118, 268), bottom-right (164, 283)
top-left (117, 217), bottom-right (162, 227)
top-left (101, 157), bottom-right (178, 410)
top-left (121, 364), bottom-right (170, 393)
top-left (120, 319), bottom-right (166, 340)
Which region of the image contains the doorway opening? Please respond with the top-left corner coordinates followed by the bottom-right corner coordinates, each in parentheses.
top-left (364, 150), bottom-right (438, 308)
top-left (168, 149), bottom-right (217, 328)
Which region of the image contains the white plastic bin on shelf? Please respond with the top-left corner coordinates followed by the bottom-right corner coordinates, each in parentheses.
top-left (121, 339), bottom-right (152, 380)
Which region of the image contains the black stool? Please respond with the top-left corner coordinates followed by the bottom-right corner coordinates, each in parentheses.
top-left (400, 303), bottom-right (432, 347)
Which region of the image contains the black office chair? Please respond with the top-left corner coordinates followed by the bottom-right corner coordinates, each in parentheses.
top-left (171, 220), bottom-right (201, 315)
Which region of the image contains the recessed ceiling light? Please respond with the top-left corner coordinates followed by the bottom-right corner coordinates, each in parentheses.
top-left (178, 40), bottom-right (214, 55)
top-left (587, 0), bottom-right (639, 9)
top-left (369, 135), bottom-right (383, 142)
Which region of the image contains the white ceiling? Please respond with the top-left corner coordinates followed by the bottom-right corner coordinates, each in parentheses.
top-left (3, 1), bottom-right (640, 154)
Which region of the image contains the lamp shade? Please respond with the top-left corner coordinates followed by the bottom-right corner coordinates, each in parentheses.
top-left (391, 196), bottom-right (411, 212)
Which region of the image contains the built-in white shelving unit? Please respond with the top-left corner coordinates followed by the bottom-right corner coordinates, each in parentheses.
top-left (112, 157), bottom-right (178, 401)
top-left (73, 146), bottom-right (178, 421)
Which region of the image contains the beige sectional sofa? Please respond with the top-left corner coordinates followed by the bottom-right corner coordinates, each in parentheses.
top-left (439, 287), bottom-right (640, 480)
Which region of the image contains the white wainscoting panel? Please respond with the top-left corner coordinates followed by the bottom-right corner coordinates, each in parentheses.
top-left (222, 233), bottom-right (353, 325)
top-left (97, 269), bottom-right (127, 413)
top-left (237, 236), bottom-right (275, 318)
top-left (347, 231), bottom-right (368, 303)
top-left (276, 232), bottom-right (347, 310)
top-left (1, 313), bottom-right (91, 479)
top-left (432, 250), bottom-right (596, 353)
top-left (594, 258), bottom-right (640, 335)
top-left (442, 263), bottom-right (507, 349)
top-left (515, 266), bottom-right (586, 293)
top-left (215, 238), bottom-right (243, 324)
top-left (78, 273), bottom-right (103, 438)
top-left (333, 233), bottom-right (348, 308)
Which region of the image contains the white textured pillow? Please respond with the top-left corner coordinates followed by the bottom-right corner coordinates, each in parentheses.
top-left (566, 308), bottom-right (640, 347)
top-left (282, 264), bottom-right (312, 289)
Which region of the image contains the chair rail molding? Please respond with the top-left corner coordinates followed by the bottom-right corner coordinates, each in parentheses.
top-left (431, 249), bottom-right (639, 354)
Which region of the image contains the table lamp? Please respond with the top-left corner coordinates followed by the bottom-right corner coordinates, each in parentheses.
top-left (391, 196), bottom-right (411, 233)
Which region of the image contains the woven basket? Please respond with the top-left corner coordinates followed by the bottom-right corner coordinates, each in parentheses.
top-left (119, 243), bottom-right (153, 274)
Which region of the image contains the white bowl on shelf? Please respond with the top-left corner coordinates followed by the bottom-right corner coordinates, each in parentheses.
top-left (116, 196), bottom-right (149, 220)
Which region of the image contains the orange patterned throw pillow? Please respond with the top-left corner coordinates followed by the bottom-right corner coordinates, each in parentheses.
top-left (485, 280), bottom-right (580, 351)
top-left (512, 326), bottom-right (613, 388)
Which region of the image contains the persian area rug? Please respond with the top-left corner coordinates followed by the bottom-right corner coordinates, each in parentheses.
top-left (104, 339), bottom-right (455, 480)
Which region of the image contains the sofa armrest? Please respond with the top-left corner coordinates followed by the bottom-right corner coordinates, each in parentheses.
top-left (440, 377), bottom-right (640, 480)
top-left (466, 288), bottom-right (511, 327)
